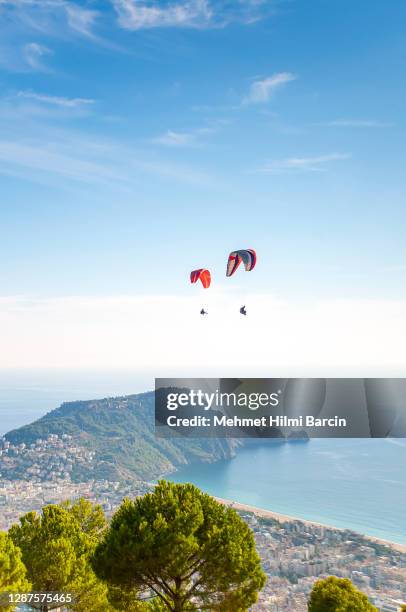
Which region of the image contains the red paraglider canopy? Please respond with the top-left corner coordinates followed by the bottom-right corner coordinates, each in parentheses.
top-left (190, 269), bottom-right (211, 289)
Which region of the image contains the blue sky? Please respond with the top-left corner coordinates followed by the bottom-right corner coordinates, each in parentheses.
top-left (1, 1), bottom-right (406, 371)
top-left (1, 0), bottom-right (405, 300)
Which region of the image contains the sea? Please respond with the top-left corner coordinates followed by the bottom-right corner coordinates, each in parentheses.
top-left (1, 371), bottom-right (405, 545)
top-left (170, 439), bottom-right (406, 545)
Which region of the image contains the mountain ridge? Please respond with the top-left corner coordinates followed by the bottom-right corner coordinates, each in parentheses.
top-left (2, 391), bottom-right (241, 482)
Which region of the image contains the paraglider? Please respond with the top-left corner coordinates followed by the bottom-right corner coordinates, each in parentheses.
top-left (191, 269), bottom-right (211, 315)
top-left (190, 269), bottom-right (211, 288)
top-left (226, 249), bottom-right (256, 314)
top-left (189, 249), bottom-right (257, 315)
top-left (226, 249), bottom-right (256, 277)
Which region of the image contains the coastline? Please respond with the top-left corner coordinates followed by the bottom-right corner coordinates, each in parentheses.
top-left (214, 496), bottom-right (406, 554)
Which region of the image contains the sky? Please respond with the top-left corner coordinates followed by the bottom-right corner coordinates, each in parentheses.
top-left (1, 0), bottom-right (406, 372)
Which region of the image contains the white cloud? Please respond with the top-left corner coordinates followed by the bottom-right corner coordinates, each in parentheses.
top-left (258, 153), bottom-right (351, 174)
top-left (244, 72), bottom-right (296, 104)
top-left (0, 293), bottom-right (405, 374)
top-left (111, 0), bottom-right (274, 30)
top-left (0, 126), bottom-right (220, 188)
top-left (17, 91), bottom-right (95, 108)
top-left (23, 42), bottom-right (51, 71)
top-left (0, 140), bottom-right (124, 185)
top-left (0, 0), bottom-right (99, 38)
top-left (152, 130), bottom-right (196, 146)
top-left (318, 119), bottom-right (393, 128)
top-left (112, 0), bottom-right (212, 30)
top-left (151, 127), bottom-right (213, 146)
top-left (64, 3), bottom-right (99, 37)
top-left (0, 0), bottom-right (274, 52)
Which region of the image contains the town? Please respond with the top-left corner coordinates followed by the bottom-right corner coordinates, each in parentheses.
top-left (0, 434), bottom-right (405, 612)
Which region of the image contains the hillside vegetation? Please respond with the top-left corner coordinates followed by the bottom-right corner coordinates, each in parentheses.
top-left (4, 392), bottom-right (240, 482)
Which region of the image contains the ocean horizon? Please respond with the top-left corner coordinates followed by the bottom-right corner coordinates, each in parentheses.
top-left (0, 369), bottom-right (153, 435)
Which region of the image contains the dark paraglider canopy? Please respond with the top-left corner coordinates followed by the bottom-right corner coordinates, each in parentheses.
top-left (226, 249), bottom-right (256, 277)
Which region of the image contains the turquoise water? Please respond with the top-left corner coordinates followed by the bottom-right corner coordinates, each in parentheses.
top-left (169, 438), bottom-right (406, 545)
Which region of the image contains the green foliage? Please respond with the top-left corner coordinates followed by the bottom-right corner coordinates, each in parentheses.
top-left (308, 576), bottom-right (378, 612)
top-left (9, 498), bottom-right (112, 611)
top-left (0, 531), bottom-right (31, 611)
top-left (106, 584), bottom-right (151, 611)
top-left (60, 498), bottom-right (107, 546)
top-left (92, 480), bottom-right (266, 612)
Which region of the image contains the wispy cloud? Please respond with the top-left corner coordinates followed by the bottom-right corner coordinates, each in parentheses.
top-left (0, 0), bottom-right (275, 56)
top-left (111, 0), bottom-right (274, 30)
top-left (17, 91), bottom-right (95, 108)
top-left (0, 139), bottom-right (124, 186)
top-left (243, 72), bottom-right (296, 104)
top-left (318, 119), bottom-right (393, 128)
top-left (258, 153), bottom-right (351, 174)
top-left (0, 0), bottom-right (100, 38)
top-left (64, 3), bottom-right (99, 37)
top-left (151, 127), bottom-right (213, 146)
top-left (112, 0), bottom-right (212, 30)
top-left (23, 41), bottom-right (52, 71)
top-left (0, 123), bottom-right (220, 190)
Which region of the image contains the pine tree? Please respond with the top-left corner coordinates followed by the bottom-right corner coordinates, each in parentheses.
top-left (92, 480), bottom-right (266, 611)
top-left (9, 499), bottom-right (112, 612)
top-left (308, 576), bottom-right (378, 611)
top-left (0, 531), bottom-right (31, 611)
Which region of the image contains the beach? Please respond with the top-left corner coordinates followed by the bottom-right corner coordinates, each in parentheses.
top-left (215, 496), bottom-right (406, 554)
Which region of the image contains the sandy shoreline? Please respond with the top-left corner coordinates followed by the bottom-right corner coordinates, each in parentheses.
top-left (214, 497), bottom-right (406, 554)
